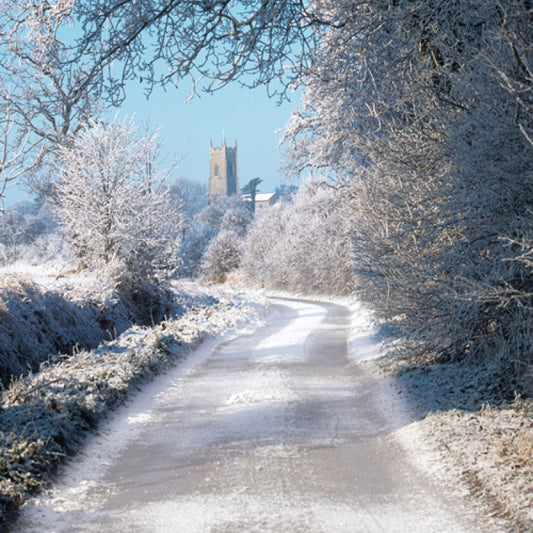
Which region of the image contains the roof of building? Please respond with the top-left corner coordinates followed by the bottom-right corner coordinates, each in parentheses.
top-left (255, 192), bottom-right (278, 202)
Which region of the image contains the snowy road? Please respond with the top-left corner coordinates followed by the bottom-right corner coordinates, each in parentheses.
top-left (16, 298), bottom-right (480, 532)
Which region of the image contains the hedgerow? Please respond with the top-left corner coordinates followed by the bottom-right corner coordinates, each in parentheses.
top-left (0, 284), bottom-right (264, 529)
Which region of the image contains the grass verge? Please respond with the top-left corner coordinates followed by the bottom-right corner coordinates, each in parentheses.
top-left (0, 285), bottom-right (266, 530)
top-left (391, 357), bottom-right (533, 531)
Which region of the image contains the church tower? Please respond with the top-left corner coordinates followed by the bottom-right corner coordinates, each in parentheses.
top-left (208, 136), bottom-right (239, 202)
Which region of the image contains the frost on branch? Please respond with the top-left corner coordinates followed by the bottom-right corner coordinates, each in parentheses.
top-left (0, 0), bottom-right (103, 197)
top-left (284, 1), bottom-right (533, 386)
top-left (54, 117), bottom-right (182, 280)
top-left (242, 181), bottom-right (354, 295)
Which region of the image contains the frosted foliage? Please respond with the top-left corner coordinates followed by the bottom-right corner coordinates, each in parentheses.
top-left (0, 276), bottom-right (113, 385)
top-left (67, 0), bottom-right (313, 100)
top-left (201, 229), bottom-right (242, 283)
top-left (0, 0), bottom-right (103, 195)
top-left (242, 182), bottom-right (354, 295)
top-left (285, 1), bottom-right (533, 379)
top-left (180, 196), bottom-right (252, 280)
top-left (55, 118), bottom-right (182, 276)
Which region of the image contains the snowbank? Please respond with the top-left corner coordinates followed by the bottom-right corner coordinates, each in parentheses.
top-left (0, 274), bottom-right (117, 385)
top-left (0, 280), bottom-right (268, 529)
top-left (0, 262), bottom-right (219, 386)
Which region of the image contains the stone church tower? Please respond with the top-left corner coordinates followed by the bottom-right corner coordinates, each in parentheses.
top-left (208, 136), bottom-right (239, 202)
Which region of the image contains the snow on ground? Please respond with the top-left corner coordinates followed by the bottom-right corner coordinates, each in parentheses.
top-left (315, 291), bottom-right (533, 531)
top-left (252, 298), bottom-right (326, 365)
top-left (346, 301), bottom-right (383, 364)
top-left (247, 288), bottom-right (383, 365)
top-left (0, 259), bottom-right (98, 291)
top-left (22, 329), bottom-right (263, 512)
top-left (345, 305), bottom-right (533, 532)
top-left (391, 363), bottom-right (533, 532)
top-left (0, 273), bottom-right (269, 530)
top-left (0, 271), bottom-right (531, 531)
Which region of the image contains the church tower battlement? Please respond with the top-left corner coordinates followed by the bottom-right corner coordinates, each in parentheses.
top-left (208, 136), bottom-right (239, 202)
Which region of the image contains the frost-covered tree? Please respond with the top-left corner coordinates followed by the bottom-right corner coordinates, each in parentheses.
top-left (0, 0), bottom-right (105, 196)
top-left (242, 181), bottom-right (354, 295)
top-left (283, 2), bottom-right (466, 344)
top-left (284, 1), bottom-right (533, 383)
top-left (178, 194), bottom-right (250, 276)
top-left (194, 196), bottom-right (252, 281)
top-left (219, 201), bottom-right (253, 239)
top-left (57, 0), bottom-right (320, 100)
top-left (54, 117), bottom-right (182, 280)
top-left (275, 184), bottom-right (298, 202)
top-left (196, 195), bottom-right (246, 232)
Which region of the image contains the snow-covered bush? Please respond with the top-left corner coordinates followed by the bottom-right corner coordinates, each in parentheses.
top-left (54, 117), bottom-right (182, 281)
top-left (201, 229), bottom-right (243, 283)
top-left (0, 211), bottom-right (29, 264)
top-left (241, 182), bottom-right (355, 295)
top-left (53, 117), bottom-right (184, 324)
top-left (241, 202), bottom-right (289, 288)
top-left (198, 199), bottom-right (252, 282)
top-left (17, 232), bottom-right (70, 266)
top-left (0, 267), bottom-right (199, 387)
top-left (180, 195), bottom-right (252, 279)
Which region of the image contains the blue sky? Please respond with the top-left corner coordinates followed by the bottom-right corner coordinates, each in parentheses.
top-left (117, 80), bottom-right (301, 194)
top-left (6, 80), bottom-right (301, 207)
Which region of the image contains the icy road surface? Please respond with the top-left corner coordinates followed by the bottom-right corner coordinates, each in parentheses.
top-left (17, 299), bottom-right (480, 532)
